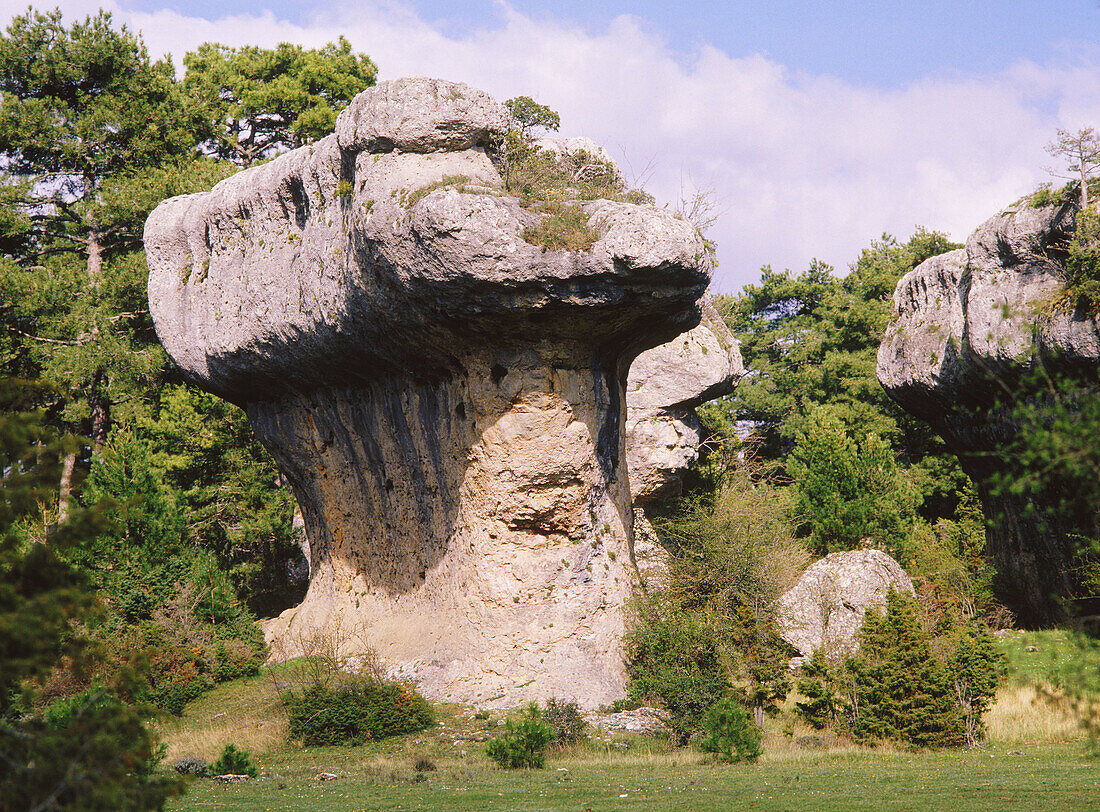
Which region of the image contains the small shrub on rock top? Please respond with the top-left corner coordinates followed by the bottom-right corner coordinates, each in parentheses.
top-left (701, 697), bottom-right (762, 763)
top-left (210, 743), bottom-right (257, 778)
top-left (282, 680), bottom-right (434, 746)
top-left (486, 703), bottom-right (555, 769)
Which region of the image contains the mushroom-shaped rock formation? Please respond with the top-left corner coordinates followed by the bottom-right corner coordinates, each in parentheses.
top-left (877, 200), bottom-right (1100, 624)
top-left (145, 77), bottom-right (711, 708)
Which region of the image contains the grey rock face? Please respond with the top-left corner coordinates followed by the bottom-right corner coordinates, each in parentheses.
top-left (625, 299), bottom-right (742, 505)
top-left (775, 549), bottom-right (913, 660)
top-left (145, 77), bottom-right (711, 708)
top-left (877, 200), bottom-right (1100, 624)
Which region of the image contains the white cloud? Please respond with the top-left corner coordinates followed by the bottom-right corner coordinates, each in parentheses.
top-left (4, 0), bottom-right (1100, 289)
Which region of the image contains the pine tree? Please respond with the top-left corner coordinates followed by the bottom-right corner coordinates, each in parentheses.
top-left (184, 38), bottom-right (377, 166)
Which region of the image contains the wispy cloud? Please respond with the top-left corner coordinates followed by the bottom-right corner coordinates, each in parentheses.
top-left (5, 0), bottom-right (1100, 289)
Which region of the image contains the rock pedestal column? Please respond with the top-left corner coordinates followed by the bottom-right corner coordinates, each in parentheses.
top-left (145, 77), bottom-right (711, 706)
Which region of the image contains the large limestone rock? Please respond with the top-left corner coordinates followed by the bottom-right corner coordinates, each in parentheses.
top-left (877, 199), bottom-right (1100, 624)
top-left (776, 549), bottom-right (914, 660)
top-left (625, 298), bottom-right (742, 505)
top-left (145, 77), bottom-right (711, 708)
top-left (624, 299), bottom-right (742, 586)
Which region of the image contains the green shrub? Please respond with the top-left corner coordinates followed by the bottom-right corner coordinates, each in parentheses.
top-left (788, 408), bottom-right (918, 557)
top-left (627, 468), bottom-right (805, 740)
top-left (282, 680), bottom-right (434, 746)
top-left (797, 591), bottom-right (1004, 749)
top-left (701, 696), bottom-right (762, 763)
top-left (624, 594), bottom-right (731, 744)
top-left (172, 756), bottom-right (208, 777)
top-left (543, 697), bottom-right (587, 746)
top-left (1065, 205), bottom-right (1100, 312)
top-left (210, 743), bottom-right (257, 778)
top-left (486, 704), bottom-right (555, 769)
top-left (522, 202), bottom-right (596, 252)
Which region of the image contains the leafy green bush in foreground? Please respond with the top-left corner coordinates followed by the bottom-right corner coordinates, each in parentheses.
top-left (486, 704), bottom-right (555, 769)
top-left (283, 680), bottom-right (434, 746)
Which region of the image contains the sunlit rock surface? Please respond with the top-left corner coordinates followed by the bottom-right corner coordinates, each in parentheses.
top-left (877, 199), bottom-right (1100, 624)
top-left (146, 77), bottom-right (711, 707)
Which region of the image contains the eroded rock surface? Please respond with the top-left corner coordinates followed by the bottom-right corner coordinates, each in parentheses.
top-left (877, 200), bottom-right (1100, 624)
top-left (776, 549), bottom-right (913, 660)
top-left (626, 298), bottom-right (742, 505)
top-left (145, 77), bottom-right (710, 708)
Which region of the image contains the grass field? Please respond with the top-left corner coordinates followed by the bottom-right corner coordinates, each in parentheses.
top-left (159, 633), bottom-right (1099, 811)
top-left (165, 739), bottom-right (1098, 811)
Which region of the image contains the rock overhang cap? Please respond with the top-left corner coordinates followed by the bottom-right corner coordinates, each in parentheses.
top-left (335, 76), bottom-right (512, 154)
top-left (145, 77), bottom-right (712, 401)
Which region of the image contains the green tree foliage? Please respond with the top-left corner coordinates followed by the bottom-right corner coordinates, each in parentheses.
top-left (184, 38), bottom-right (377, 166)
top-left (0, 378), bottom-right (180, 807)
top-left (701, 696), bottom-right (762, 763)
top-left (988, 358), bottom-right (1100, 618)
top-left (796, 591), bottom-right (1004, 749)
top-left (504, 96), bottom-right (560, 135)
top-left (141, 385), bottom-right (299, 616)
top-left (716, 229), bottom-right (964, 520)
top-left (787, 408), bottom-right (918, 556)
top-left (0, 9), bottom-right (199, 273)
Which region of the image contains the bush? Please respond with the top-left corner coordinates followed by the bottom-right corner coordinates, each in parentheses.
top-left (624, 595), bottom-right (731, 744)
top-left (543, 697), bottom-right (587, 746)
top-left (788, 408), bottom-right (918, 557)
top-left (282, 680), bottom-right (434, 746)
top-left (486, 704), bottom-right (555, 769)
top-left (626, 467), bottom-right (805, 741)
top-left (796, 591), bottom-right (1004, 749)
top-left (522, 202), bottom-right (596, 252)
top-left (701, 697), bottom-right (762, 763)
top-left (210, 743), bottom-right (257, 778)
top-left (172, 756), bottom-right (208, 777)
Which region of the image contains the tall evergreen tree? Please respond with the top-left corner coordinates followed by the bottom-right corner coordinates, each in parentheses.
top-left (184, 38), bottom-right (377, 165)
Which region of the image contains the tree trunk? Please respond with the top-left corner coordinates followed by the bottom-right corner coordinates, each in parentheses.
top-left (89, 371), bottom-right (110, 451)
top-left (57, 448), bottom-right (76, 523)
top-left (86, 227), bottom-right (102, 285)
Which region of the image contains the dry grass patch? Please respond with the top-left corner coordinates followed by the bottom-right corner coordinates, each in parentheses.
top-left (154, 661), bottom-right (304, 763)
top-left (986, 684), bottom-right (1083, 744)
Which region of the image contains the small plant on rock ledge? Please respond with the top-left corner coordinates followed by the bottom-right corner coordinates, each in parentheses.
top-left (522, 202), bottom-right (596, 252)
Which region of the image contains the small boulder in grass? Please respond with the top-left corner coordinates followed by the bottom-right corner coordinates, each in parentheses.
top-left (317, 772), bottom-right (339, 781)
top-left (212, 774), bottom-right (251, 783)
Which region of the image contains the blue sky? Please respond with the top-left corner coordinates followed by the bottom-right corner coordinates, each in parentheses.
top-left (9, 0), bottom-right (1100, 290)
top-left (117, 0), bottom-right (1100, 85)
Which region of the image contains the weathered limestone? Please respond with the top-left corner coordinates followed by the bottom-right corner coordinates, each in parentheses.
top-left (145, 77), bottom-right (711, 707)
top-left (624, 298), bottom-right (742, 586)
top-left (877, 199), bottom-right (1100, 624)
top-left (775, 549), bottom-right (914, 661)
top-left (625, 298), bottom-right (742, 505)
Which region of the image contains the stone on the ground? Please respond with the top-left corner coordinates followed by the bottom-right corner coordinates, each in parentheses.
top-left (775, 549), bottom-right (913, 660)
